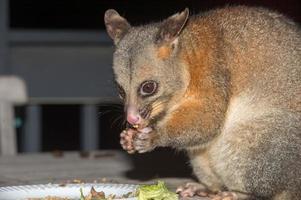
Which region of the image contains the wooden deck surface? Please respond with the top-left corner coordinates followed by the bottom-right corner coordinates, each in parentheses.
top-left (0, 149), bottom-right (210, 199)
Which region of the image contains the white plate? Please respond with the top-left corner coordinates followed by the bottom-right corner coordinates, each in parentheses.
top-left (0, 183), bottom-right (138, 200)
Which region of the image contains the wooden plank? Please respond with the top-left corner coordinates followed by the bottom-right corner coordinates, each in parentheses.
top-left (22, 105), bottom-right (41, 152)
top-left (11, 45), bottom-right (117, 99)
top-left (28, 97), bottom-right (120, 105)
top-left (9, 30), bottom-right (111, 45)
top-left (0, 102), bottom-right (16, 155)
top-left (81, 104), bottom-right (99, 150)
top-left (0, 150), bottom-right (191, 185)
top-left (0, 0), bottom-right (9, 74)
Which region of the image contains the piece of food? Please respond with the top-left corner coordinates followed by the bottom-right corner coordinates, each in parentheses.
top-left (80, 187), bottom-right (106, 200)
top-left (80, 187), bottom-right (135, 200)
top-left (137, 181), bottom-right (178, 200)
top-left (132, 124), bottom-right (139, 129)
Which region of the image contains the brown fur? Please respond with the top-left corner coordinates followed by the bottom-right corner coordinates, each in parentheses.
top-left (157, 46), bottom-right (172, 60)
top-left (105, 6), bottom-right (301, 200)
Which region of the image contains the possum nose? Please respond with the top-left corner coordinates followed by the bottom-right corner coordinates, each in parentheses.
top-left (126, 106), bottom-right (141, 125)
top-left (127, 114), bottom-right (140, 125)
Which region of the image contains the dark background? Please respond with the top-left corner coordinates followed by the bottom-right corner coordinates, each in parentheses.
top-left (10, 0), bottom-right (301, 29)
top-left (11, 0), bottom-right (300, 152)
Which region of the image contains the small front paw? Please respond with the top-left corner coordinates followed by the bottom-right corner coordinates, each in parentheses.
top-left (176, 182), bottom-right (209, 197)
top-left (120, 128), bottom-right (137, 154)
top-left (133, 127), bottom-right (156, 153)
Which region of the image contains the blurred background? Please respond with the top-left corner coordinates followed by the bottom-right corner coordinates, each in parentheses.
top-left (0, 0), bottom-right (300, 154)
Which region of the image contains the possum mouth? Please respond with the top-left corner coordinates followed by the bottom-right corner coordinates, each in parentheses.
top-left (129, 96), bottom-right (171, 130)
top-left (128, 105), bottom-right (167, 130)
top-left (129, 111), bottom-right (166, 131)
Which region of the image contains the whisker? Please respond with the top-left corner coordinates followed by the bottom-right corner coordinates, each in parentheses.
top-left (97, 103), bottom-right (124, 111)
top-left (122, 120), bottom-right (127, 128)
top-left (119, 118), bottom-right (127, 129)
top-left (149, 99), bottom-right (170, 118)
top-left (111, 115), bottom-right (124, 129)
top-left (97, 102), bottom-right (123, 107)
top-left (151, 99), bottom-right (169, 111)
top-left (109, 104), bottom-right (124, 110)
top-left (97, 103), bottom-right (124, 118)
top-left (98, 110), bottom-right (113, 117)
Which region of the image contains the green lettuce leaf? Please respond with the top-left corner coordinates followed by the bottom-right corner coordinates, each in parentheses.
top-left (137, 181), bottom-right (178, 200)
top-left (80, 188), bottom-right (85, 200)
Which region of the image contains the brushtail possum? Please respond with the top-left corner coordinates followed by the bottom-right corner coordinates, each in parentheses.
top-left (104, 6), bottom-right (301, 200)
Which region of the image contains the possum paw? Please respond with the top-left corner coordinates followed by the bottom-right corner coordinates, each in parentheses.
top-left (133, 127), bottom-right (156, 153)
top-left (120, 128), bottom-right (137, 154)
top-left (120, 127), bottom-right (156, 154)
top-left (176, 182), bottom-right (209, 197)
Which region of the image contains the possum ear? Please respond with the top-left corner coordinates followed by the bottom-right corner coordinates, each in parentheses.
top-left (155, 8), bottom-right (189, 45)
top-left (104, 9), bottom-right (131, 44)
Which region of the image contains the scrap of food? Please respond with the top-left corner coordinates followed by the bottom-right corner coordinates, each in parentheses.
top-left (132, 124), bottom-right (139, 129)
top-left (80, 187), bottom-right (134, 200)
top-left (28, 181), bottom-right (178, 200)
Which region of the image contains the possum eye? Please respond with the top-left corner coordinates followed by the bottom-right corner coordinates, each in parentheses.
top-left (139, 80), bottom-right (158, 97)
top-left (116, 84), bottom-right (126, 100)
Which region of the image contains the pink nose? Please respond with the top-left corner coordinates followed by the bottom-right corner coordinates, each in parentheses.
top-left (126, 106), bottom-right (141, 125)
top-left (127, 114), bottom-right (140, 125)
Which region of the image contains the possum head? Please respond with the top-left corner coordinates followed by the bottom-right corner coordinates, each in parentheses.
top-left (104, 9), bottom-right (190, 129)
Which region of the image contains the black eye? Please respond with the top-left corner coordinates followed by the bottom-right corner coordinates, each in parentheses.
top-left (116, 84), bottom-right (126, 99)
top-left (140, 81), bottom-right (158, 97)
